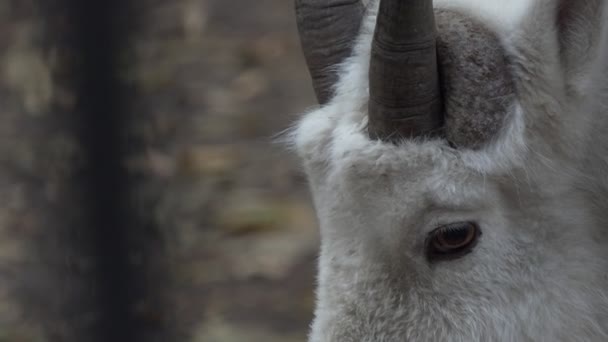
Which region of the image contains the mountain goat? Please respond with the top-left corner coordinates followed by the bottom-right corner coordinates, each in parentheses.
top-left (290, 0), bottom-right (608, 340)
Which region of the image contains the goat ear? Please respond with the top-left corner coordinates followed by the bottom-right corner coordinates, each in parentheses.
top-left (553, 0), bottom-right (608, 91)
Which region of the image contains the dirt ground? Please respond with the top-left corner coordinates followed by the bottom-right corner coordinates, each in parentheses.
top-left (0, 0), bottom-right (319, 341)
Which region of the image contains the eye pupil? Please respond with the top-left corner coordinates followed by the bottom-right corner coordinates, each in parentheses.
top-left (427, 222), bottom-right (480, 260)
top-left (438, 227), bottom-right (472, 247)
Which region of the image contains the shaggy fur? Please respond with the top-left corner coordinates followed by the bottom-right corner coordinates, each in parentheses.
top-left (289, 0), bottom-right (608, 340)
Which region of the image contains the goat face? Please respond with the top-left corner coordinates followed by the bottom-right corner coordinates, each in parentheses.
top-left (293, 0), bottom-right (608, 340)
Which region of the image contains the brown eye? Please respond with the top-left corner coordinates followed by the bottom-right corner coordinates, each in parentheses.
top-left (426, 222), bottom-right (480, 261)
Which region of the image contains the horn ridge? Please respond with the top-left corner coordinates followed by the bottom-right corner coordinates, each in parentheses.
top-left (368, 0), bottom-right (443, 141)
top-left (295, 0), bottom-right (365, 104)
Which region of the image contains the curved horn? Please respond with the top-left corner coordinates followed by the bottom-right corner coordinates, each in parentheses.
top-left (295, 0), bottom-right (365, 104)
top-left (368, 0), bottom-right (443, 141)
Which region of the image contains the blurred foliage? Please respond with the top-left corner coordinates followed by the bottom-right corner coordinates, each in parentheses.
top-left (0, 0), bottom-right (318, 341)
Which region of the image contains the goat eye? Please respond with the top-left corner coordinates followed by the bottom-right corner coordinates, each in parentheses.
top-left (426, 222), bottom-right (480, 261)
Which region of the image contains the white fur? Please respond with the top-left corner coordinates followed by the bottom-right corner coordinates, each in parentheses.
top-left (433, 0), bottom-right (532, 32)
top-left (290, 0), bottom-right (608, 340)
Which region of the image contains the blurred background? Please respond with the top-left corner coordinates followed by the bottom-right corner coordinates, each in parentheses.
top-left (0, 0), bottom-right (318, 341)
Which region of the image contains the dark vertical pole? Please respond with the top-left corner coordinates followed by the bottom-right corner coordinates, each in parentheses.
top-left (65, 1), bottom-right (137, 341)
